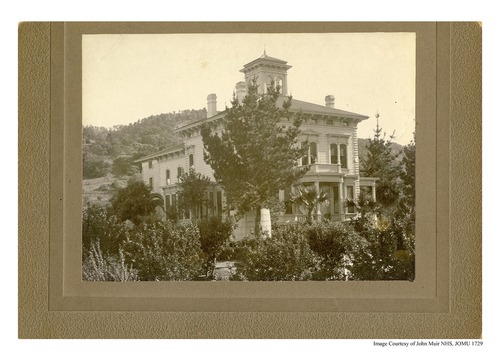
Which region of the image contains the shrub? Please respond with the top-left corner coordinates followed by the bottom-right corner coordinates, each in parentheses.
top-left (235, 224), bottom-right (317, 281)
top-left (82, 204), bottom-right (130, 257)
top-left (109, 179), bottom-right (163, 224)
top-left (197, 216), bottom-right (234, 278)
top-left (121, 220), bottom-right (205, 281)
top-left (82, 243), bottom-right (139, 282)
top-left (348, 219), bottom-right (415, 281)
top-left (82, 203), bottom-right (109, 255)
top-left (306, 221), bottom-right (365, 280)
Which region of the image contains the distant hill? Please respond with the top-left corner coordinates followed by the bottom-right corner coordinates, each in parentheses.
top-left (82, 109), bottom-right (206, 207)
top-left (83, 109), bottom-right (207, 161)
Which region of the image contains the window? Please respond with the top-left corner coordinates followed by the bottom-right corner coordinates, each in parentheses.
top-left (276, 77), bottom-right (283, 93)
top-left (310, 142), bottom-right (317, 164)
top-left (177, 166), bottom-right (183, 181)
top-left (301, 141), bottom-right (318, 165)
top-left (148, 161), bottom-right (153, 169)
top-left (165, 194), bottom-right (171, 209)
top-left (340, 144), bottom-right (347, 168)
top-left (216, 191), bottom-right (223, 216)
top-left (330, 143), bottom-right (338, 164)
top-left (209, 192), bottom-right (214, 216)
top-left (166, 170), bottom-right (170, 184)
top-left (171, 194), bottom-right (177, 209)
top-left (333, 185), bottom-right (340, 214)
top-left (346, 186), bottom-right (355, 213)
top-left (284, 188), bottom-right (293, 214)
top-left (301, 141), bottom-right (308, 165)
top-left (189, 154), bottom-right (194, 168)
top-left (148, 177), bottom-right (153, 188)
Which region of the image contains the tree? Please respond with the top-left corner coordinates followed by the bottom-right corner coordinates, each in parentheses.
top-left (83, 153), bottom-right (111, 179)
top-left (394, 132), bottom-right (416, 248)
top-left (346, 188), bottom-right (378, 223)
top-left (177, 168), bottom-right (211, 220)
top-left (112, 155), bottom-right (139, 177)
top-left (197, 217), bottom-right (234, 279)
top-left (109, 179), bottom-right (163, 224)
top-left (361, 114), bottom-right (401, 211)
top-left (291, 185), bottom-right (329, 224)
top-left (201, 80), bottom-right (308, 235)
top-left (399, 132), bottom-right (416, 208)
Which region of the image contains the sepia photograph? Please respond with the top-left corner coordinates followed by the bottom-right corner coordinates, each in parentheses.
top-left (18, 18), bottom-right (484, 341)
top-left (81, 33), bottom-right (416, 282)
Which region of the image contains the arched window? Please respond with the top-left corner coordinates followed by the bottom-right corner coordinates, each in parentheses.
top-left (189, 154), bottom-right (194, 168)
top-left (309, 142), bottom-right (317, 164)
top-left (301, 141), bottom-right (318, 165)
top-left (264, 76), bottom-right (273, 93)
top-left (340, 144), bottom-right (347, 168)
top-left (177, 166), bottom-right (184, 182)
top-left (330, 143), bottom-right (338, 164)
top-left (275, 77), bottom-right (283, 93)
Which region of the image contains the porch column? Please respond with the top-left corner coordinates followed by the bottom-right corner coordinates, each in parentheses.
top-left (339, 182), bottom-right (344, 221)
top-left (315, 181), bottom-right (322, 222)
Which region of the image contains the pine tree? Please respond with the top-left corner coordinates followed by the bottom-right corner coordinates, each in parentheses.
top-left (400, 132), bottom-right (416, 207)
top-left (201, 80), bottom-right (308, 236)
top-left (361, 113), bottom-right (401, 211)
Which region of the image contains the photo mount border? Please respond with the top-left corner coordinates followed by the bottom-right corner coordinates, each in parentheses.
top-left (18, 22), bottom-right (481, 338)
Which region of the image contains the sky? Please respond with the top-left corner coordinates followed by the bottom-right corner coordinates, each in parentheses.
top-left (83, 33), bottom-right (415, 144)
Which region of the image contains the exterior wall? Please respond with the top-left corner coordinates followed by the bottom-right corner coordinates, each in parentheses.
top-left (184, 134), bottom-right (216, 180)
top-left (141, 159), bottom-right (162, 192)
top-left (157, 155), bottom-right (186, 187)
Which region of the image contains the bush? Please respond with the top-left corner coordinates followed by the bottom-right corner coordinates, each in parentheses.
top-left (121, 220), bottom-right (205, 281)
top-left (197, 217), bottom-right (234, 278)
top-left (348, 219), bottom-right (415, 281)
top-left (82, 203), bottom-right (130, 257)
top-left (306, 221), bottom-right (365, 280)
top-left (82, 243), bottom-right (139, 282)
top-left (235, 224), bottom-right (317, 281)
top-left (109, 180), bottom-right (163, 224)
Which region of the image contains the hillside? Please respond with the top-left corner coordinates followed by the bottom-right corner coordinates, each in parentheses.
top-left (82, 109), bottom-right (206, 207)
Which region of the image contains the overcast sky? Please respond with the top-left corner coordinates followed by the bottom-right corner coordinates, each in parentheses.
top-left (83, 33), bottom-right (415, 144)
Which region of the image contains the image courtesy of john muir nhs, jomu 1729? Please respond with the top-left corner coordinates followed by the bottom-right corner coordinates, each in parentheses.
top-left (82, 34), bottom-right (416, 282)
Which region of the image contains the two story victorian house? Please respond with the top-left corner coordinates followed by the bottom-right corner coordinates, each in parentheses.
top-left (136, 53), bottom-right (377, 238)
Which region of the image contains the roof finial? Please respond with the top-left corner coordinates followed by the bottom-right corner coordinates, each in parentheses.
top-left (263, 46), bottom-right (267, 57)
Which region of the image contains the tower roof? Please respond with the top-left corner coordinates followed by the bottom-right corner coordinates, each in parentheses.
top-left (240, 52), bottom-right (291, 73)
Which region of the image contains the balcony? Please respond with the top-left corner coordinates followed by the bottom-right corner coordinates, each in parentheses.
top-left (306, 163), bottom-right (343, 174)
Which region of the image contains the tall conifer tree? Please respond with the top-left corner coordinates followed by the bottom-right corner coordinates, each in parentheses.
top-left (201, 80), bottom-right (308, 235)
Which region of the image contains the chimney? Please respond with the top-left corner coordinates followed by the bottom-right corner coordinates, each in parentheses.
top-left (235, 81), bottom-right (247, 103)
top-left (325, 95), bottom-right (335, 108)
top-left (207, 93), bottom-right (217, 118)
